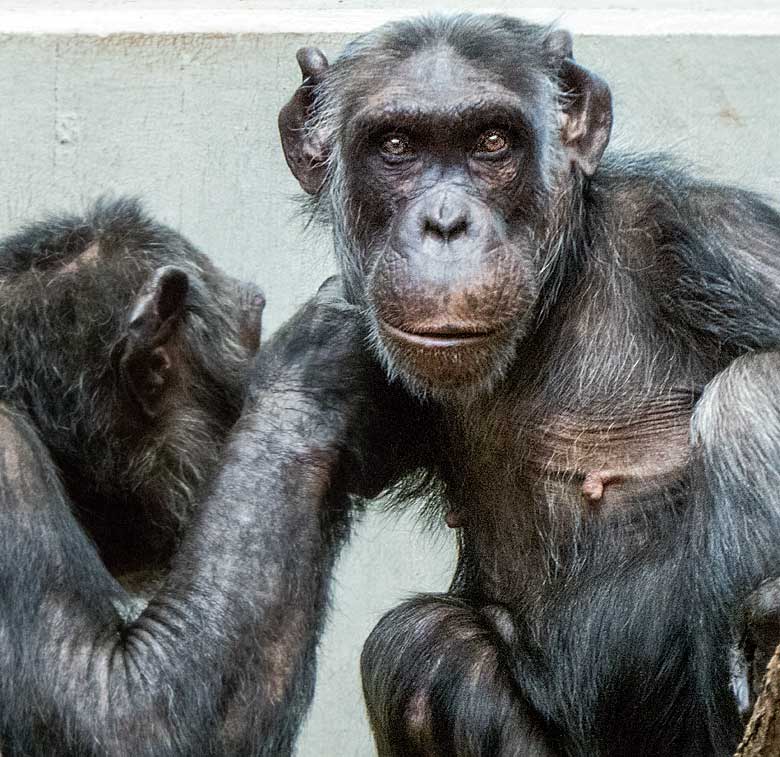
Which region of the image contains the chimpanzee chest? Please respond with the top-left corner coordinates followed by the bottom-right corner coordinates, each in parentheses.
top-left (448, 384), bottom-right (699, 602)
top-left (454, 387), bottom-right (695, 513)
top-left (519, 390), bottom-right (695, 512)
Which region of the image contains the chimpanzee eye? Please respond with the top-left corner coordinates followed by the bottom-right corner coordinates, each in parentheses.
top-left (474, 130), bottom-right (509, 157)
top-left (380, 133), bottom-right (414, 161)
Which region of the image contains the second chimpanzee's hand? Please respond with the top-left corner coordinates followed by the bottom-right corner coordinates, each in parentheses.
top-left (248, 276), bottom-right (436, 500)
top-left (242, 277), bottom-right (381, 497)
top-left (250, 276), bottom-right (371, 410)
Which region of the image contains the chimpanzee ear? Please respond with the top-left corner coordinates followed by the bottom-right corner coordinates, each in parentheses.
top-left (278, 46), bottom-right (330, 195)
top-left (121, 266), bottom-right (190, 418)
top-left (556, 49), bottom-right (613, 176)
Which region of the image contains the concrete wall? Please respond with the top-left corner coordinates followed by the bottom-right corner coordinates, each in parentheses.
top-left (0, 7), bottom-right (779, 755)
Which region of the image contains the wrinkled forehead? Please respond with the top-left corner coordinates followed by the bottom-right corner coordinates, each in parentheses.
top-left (341, 43), bottom-right (550, 138)
top-left (344, 42), bottom-right (550, 126)
top-left (390, 45), bottom-right (507, 103)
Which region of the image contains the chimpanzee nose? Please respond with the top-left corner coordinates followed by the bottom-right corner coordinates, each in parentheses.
top-left (421, 195), bottom-right (470, 243)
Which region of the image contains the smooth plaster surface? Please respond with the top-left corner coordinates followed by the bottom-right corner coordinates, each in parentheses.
top-left (0, 22), bottom-right (778, 756)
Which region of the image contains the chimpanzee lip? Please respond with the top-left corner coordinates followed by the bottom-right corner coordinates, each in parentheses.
top-left (379, 319), bottom-right (499, 348)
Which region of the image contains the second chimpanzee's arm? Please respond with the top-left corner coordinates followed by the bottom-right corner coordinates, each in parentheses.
top-left (0, 291), bottom-right (365, 757)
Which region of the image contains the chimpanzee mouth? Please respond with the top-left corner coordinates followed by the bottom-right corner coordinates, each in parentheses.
top-left (379, 320), bottom-right (500, 349)
top-left (374, 317), bottom-right (518, 397)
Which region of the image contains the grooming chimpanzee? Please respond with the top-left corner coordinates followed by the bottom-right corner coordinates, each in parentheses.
top-left (0, 198), bottom-right (383, 756)
top-left (279, 14), bottom-right (780, 756)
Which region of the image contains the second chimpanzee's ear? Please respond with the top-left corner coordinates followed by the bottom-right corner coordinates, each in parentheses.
top-left (555, 44), bottom-right (613, 176)
top-left (120, 266), bottom-right (190, 418)
top-left (278, 47), bottom-right (330, 195)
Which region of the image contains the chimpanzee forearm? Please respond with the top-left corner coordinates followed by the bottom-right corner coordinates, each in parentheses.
top-left (133, 387), bottom-right (352, 756)
top-left (0, 325), bottom-right (357, 757)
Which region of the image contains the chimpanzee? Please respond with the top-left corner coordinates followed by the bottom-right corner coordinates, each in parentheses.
top-left (279, 13), bottom-right (780, 756)
top-left (0, 197), bottom-right (390, 756)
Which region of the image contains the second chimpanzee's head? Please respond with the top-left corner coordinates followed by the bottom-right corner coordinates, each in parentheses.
top-left (280, 14), bottom-right (612, 399)
top-left (0, 198), bottom-right (264, 551)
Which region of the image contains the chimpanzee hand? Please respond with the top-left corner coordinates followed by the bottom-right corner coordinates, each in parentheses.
top-left (250, 276), bottom-right (373, 417)
top-left (249, 276), bottom-right (435, 500)
top-left (243, 277), bottom-right (381, 499)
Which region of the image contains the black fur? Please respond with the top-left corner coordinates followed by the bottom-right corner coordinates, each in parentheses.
top-left (0, 200), bottom-right (374, 755)
top-left (280, 14), bottom-right (780, 756)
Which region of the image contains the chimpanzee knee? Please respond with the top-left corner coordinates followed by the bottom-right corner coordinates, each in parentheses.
top-left (692, 351), bottom-right (780, 553)
top-left (693, 352), bottom-right (780, 487)
top-left (361, 595), bottom-right (556, 757)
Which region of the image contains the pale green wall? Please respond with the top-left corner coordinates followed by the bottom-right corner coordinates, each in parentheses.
top-left (0, 22), bottom-right (778, 757)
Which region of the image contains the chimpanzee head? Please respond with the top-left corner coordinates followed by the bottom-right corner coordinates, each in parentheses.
top-left (0, 198), bottom-right (264, 545)
top-left (280, 14), bottom-right (612, 399)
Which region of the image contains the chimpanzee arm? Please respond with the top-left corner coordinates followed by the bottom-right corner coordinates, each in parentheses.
top-left (361, 595), bottom-right (557, 756)
top-left (0, 291), bottom-right (364, 757)
top-left (657, 186), bottom-right (780, 355)
top-left (665, 188), bottom-right (780, 738)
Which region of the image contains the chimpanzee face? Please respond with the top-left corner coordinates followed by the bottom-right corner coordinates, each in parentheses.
top-left (339, 46), bottom-right (550, 397)
top-left (280, 18), bottom-right (612, 399)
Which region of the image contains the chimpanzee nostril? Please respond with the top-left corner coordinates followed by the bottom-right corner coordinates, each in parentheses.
top-left (422, 206), bottom-right (470, 243)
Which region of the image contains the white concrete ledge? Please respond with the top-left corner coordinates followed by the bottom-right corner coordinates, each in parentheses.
top-left (1, 8), bottom-right (779, 37)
